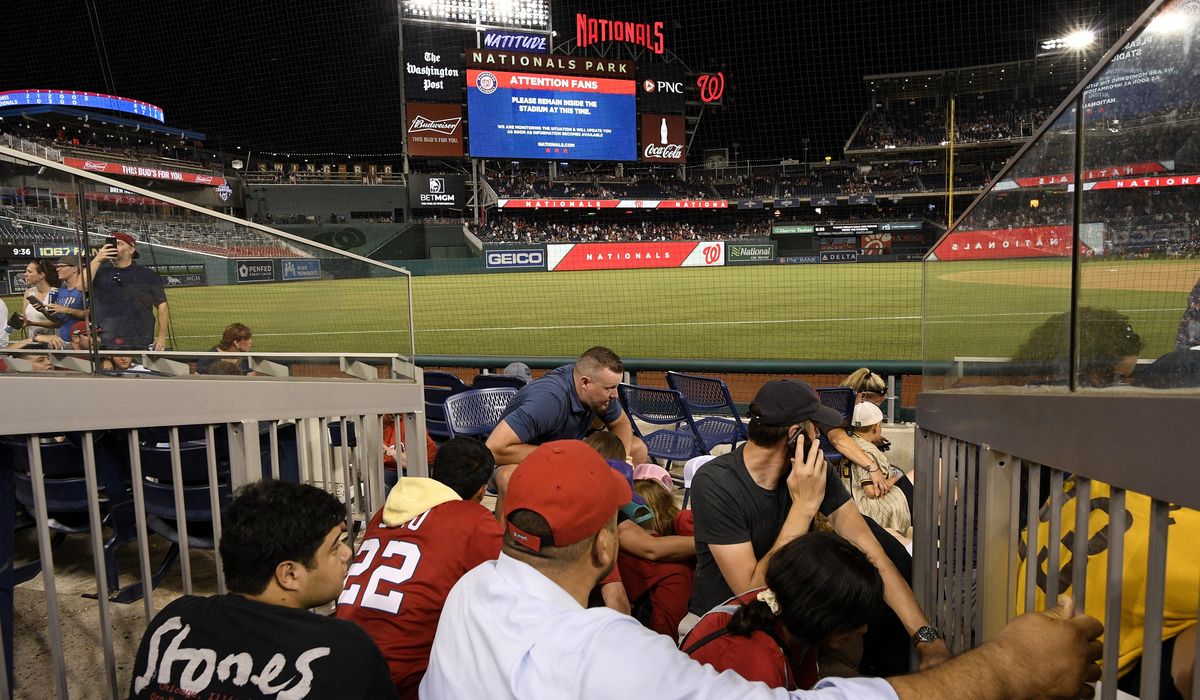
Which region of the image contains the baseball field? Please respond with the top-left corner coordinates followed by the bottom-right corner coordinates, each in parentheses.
top-left (5, 259), bottom-right (1196, 361)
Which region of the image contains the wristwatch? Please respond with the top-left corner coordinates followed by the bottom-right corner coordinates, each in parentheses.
top-left (912, 625), bottom-right (943, 647)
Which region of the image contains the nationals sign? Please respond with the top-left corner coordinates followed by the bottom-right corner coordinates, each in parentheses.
top-left (575, 14), bottom-right (665, 54)
top-left (931, 226), bottom-right (1091, 261)
top-left (64, 158), bottom-right (227, 187)
top-left (547, 241), bottom-right (725, 271)
top-left (496, 198), bottom-right (727, 209)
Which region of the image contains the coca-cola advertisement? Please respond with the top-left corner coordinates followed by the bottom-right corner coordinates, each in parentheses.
top-left (640, 114), bottom-right (686, 163)
top-left (406, 102), bottom-right (465, 158)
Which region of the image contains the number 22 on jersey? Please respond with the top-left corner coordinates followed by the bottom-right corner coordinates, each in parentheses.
top-left (337, 509), bottom-right (429, 613)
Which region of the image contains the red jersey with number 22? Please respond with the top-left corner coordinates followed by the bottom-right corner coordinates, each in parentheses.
top-left (336, 501), bottom-right (503, 699)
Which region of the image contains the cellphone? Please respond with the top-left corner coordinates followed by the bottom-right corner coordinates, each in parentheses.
top-left (786, 428), bottom-right (815, 462)
top-left (105, 236), bottom-right (118, 248)
top-left (7, 312), bottom-right (24, 329)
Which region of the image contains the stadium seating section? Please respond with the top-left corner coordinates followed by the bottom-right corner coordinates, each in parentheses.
top-left (1, 206), bottom-right (302, 259)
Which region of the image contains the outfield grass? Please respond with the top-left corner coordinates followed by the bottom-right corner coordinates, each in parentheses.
top-left (4, 259), bottom-right (1193, 361)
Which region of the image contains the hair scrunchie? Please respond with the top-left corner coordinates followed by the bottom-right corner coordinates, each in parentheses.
top-left (755, 588), bottom-right (781, 615)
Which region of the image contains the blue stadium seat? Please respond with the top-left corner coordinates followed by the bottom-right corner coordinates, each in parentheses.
top-left (470, 373), bottom-right (528, 390)
top-left (443, 388), bottom-right (518, 440)
top-left (617, 384), bottom-right (707, 465)
top-left (665, 371), bottom-right (747, 451)
top-left (134, 436), bottom-right (232, 602)
top-left (4, 434), bottom-right (136, 600)
top-left (816, 387), bottom-right (856, 463)
top-left (423, 371), bottom-right (469, 441)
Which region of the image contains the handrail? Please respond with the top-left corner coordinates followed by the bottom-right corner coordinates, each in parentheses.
top-left (415, 354), bottom-right (926, 375)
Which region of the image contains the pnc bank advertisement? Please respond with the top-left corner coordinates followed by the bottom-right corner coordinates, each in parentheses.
top-left (467, 68), bottom-right (636, 161)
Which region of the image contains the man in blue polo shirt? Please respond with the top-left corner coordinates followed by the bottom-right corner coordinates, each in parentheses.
top-left (487, 346), bottom-right (648, 466)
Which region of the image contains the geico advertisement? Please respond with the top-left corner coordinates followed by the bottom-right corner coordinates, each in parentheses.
top-left (484, 248), bottom-right (546, 269)
top-left (546, 241), bottom-right (725, 271)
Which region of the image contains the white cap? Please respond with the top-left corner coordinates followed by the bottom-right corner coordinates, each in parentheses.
top-left (851, 402), bottom-right (884, 428)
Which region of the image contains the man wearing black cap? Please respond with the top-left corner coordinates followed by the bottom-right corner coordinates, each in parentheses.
top-left (420, 440), bottom-right (1105, 699)
top-left (87, 231), bottom-right (170, 350)
top-left (688, 380), bottom-right (951, 670)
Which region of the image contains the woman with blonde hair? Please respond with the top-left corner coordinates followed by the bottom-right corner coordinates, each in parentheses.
top-left (841, 367), bottom-right (887, 406)
top-left (827, 367), bottom-right (895, 497)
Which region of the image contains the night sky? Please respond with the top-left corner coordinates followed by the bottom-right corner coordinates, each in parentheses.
top-left (6, 0), bottom-right (1145, 161)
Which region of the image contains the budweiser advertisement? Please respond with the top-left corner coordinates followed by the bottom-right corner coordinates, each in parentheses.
top-left (64, 158), bottom-right (226, 187)
top-left (930, 226), bottom-right (1092, 261)
top-left (547, 241), bottom-right (725, 271)
top-left (640, 114), bottom-right (686, 163)
top-left (406, 102), bottom-right (465, 158)
top-left (496, 198), bottom-right (727, 209)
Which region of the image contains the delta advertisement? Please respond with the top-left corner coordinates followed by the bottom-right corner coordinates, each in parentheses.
top-left (930, 226), bottom-right (1088, 261)
top-left (467, 59), bottom-right (636, 160)
top-left (546, 241), bottom-right (725, 271)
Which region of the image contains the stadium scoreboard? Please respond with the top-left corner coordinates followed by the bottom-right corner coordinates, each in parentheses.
top-left (465, 50), bottom-right (636, 161)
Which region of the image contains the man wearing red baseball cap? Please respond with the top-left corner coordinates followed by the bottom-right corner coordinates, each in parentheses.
top-left (87, 231), bottom-right (170, 350)
top-left (419, 440), bottom-right (1103, 700)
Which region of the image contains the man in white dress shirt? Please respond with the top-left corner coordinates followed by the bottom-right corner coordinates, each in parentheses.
top-left (421, 439), bottom-right (1103, 700)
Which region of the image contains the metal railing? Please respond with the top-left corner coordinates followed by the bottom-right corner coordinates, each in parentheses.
top-left (914, 389), bottom-right (1200, 700)
top-left (0, 362), bottom-right (428, 699)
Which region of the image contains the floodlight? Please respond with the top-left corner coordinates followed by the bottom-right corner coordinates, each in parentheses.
top-left (401, 0), bottom-right (549, 29)
top-left (1148, 11), bottom-right (1191, 33)
top-left (1063, 29), bottom-right (1096, 50)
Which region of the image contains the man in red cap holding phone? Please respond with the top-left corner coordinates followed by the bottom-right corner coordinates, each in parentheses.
top-left (419, 440), bottom-right (1104, 700)
top-left (87, 231), bottom-right (170, 350)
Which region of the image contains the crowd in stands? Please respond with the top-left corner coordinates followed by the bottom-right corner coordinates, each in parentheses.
top-left (489, 168), bottom-right (984, 203)
top-left (487, 171), bottom-right (709, 200)
top-left (471, 218), bottom-right (771, 243)
top-left (110, 347), bottom-right (1134, 699)
top-left (851, 96), bottom-right (1057, 150)
top-left (2, 205), bottom-right (301, 259)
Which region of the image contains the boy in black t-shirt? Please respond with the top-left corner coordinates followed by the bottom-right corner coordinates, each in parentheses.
top-left (129, 480), bottom-right (397, 700)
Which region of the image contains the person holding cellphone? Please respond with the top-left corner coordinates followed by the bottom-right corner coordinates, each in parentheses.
top-left (86, 232), bottom-right (170, 350)
top-left (20, 258), bottom-right (61, 341)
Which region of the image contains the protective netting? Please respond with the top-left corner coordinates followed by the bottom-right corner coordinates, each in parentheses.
top-left (925, 0), bottom-right (1200, 389)
top-left (4, 0), bottom-right (1163, 362)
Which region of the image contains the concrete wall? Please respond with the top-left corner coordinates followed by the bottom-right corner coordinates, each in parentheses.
top-left (246, 184), bottom-right (408, 221)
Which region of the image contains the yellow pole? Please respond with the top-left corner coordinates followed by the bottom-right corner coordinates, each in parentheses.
top-left (947, 97), bottom-right (955, 227)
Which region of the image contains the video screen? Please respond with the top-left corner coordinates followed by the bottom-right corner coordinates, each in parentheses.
top-left (467, 69), bottom-right (636, 161)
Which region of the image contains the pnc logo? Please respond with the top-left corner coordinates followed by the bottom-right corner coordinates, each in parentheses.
top-left (643, 80), bottom-right (682, 94)
top-left (697, 72), bottom-right (725, 103)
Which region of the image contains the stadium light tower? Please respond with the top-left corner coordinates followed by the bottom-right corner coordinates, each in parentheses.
top-left (400, 0), bottom-right (551, 30)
